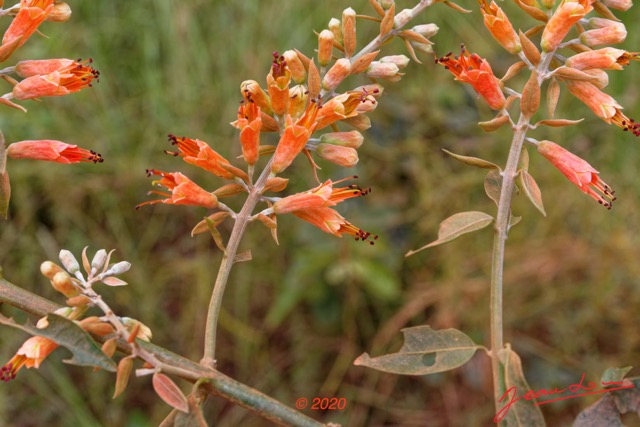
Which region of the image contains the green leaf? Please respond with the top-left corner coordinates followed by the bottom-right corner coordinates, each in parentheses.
top-left (495, 345), bottom-right (546, 426)
top-left (0, 313), bottom-right (117, 372)
top-left (601, 367), bottom-right (633, 385)
top-left (573, 377), bottom-right (640, 427)
top-left (484, 170), bottom-right (503, 206)
top-left (354, 326), bottom-right (480, 375)
top-left (442, 149), bottom-right (500, 169)
top-left (0, 169), bottom-right (9, 219)
top-left (519, 170), bottom-right (546, 216)
top-left (407, 211), bottom-right (493, 256)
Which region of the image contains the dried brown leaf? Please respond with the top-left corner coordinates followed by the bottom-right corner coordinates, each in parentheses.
top-left (113, 357), bottom-right (134, 399)
top-left (153, 372), bottom-right (189, 414)
top-left (380, 4), bottom-right (395, 37)
top-left (519, 30), bottom-right (541, 65)
top-left (478, 115), bottom-right (511, 132)
top-left (521, 71), bottom-right (540, 119)
top-left (547, 77), bottom-right (560, 118)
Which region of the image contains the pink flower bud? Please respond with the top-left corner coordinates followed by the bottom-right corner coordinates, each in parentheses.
top-left (580, 19), bottom-right (627, 47)
top-left (602, 0), bottom-right (632, 10)
top-left (316, 144), bottom-right (359, 167)
top-left (317, 30), bottom-right (334, 66)
top-left (322, 58), bottom-right (351, 91)
top-left (319, 130), bottom-right (364, 148)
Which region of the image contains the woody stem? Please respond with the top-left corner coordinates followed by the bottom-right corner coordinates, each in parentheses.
top-left (490, 113), bottom-right (529, 417)
top-left (201, 159), bottom-right (273, 369)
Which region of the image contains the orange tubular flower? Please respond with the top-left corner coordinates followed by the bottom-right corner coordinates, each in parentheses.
top-left (540, 0), bottom-right (593, 52)
top-left (436, 48), bottom-right (505, 110)
top-left (7, 140), bottom-right (103, 163)
top-left (315, 87), bottom-right (380, 130)
top-left (272, 179), bottom-right (377, 243)
top-left (271, 100), bottom-right (320, 174)
top-left (0, 0), bottom-right (55, 62)
top-left (137, 169), bottom-right (218, 209)
top-left (478, 0), bottom-right (521, 54)
top-left (266, 52), bottom-right (291, 116)
top-left (565, 80), bottom-right (640, 135)
top-left (564, 48), bottom-right (640, 71)
top-left (166, 135), bottom-right (235, 179)
top-left (11, 59), bottom-right (99, 100)
top-left (231, 101), bottom-right (262, 166)
top-left (1, 336), bottom-right (59, 382)
top-left (537, 140), bottom-right (615, 209)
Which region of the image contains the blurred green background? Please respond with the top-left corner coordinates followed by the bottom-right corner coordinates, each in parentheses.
top-left (1, 0), bottom-right (640, 426)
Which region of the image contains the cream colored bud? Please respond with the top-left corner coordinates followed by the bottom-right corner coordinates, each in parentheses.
top-left (394, 9), bottom-right (413, 28)
top-left (411, 42), bottom-right (434, 54)
top-left (411, 24), bottom-right (439, 38)
top-left (366, 61), bottom-right (401, 80)
top-left (380, 55), bottom-right (410, 69)
top-left (91, 249), bottom-right (108, 272)
top-left (322, 58), bottom-right (351, 91)
top-left (66, 295), bottom-right (92, 307)
top-left (46, 2), bottom-right (72, 22)
top-left (318, 30), bottom-right (334, 66)
top-left (40, 261), bottom-right (64, 280)
top-left (328, 18), bottom-right (343, 43)
top-left (106, 261), bottom-right (131, 276)
top-left (59, 249), bottom-right (80, 274)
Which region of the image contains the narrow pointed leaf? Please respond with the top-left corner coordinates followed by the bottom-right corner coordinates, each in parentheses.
top-left (113, 356), bottom-right (134, 398)
top-left (478, 115), bottom-right (510, 132)
top-left (442, 149), bottom-right (499, 169)
top-left (0, 130), bottom-right (6, 174)
top-left (519, 146), bottom-right (529, 172)
top-left (354, 326), bottom-right (479, 375)
top-left (102, 277), bottom-right (128, 286)
top-left (234, 250), bottom-right (252, 264)
top-left (509, 215), bottom-right (522, 230)
top-left (534, 118), bottom-right (583, 127)
top-left (407, 211), bottom-right (493, 255)
top-left (547, 77), bottom-right (560, 118)
top-left (495, 345), bottom-right (546, 425)
top-left (0, 169), bottom-right (9, 219)
top-left (484, 169), bottom-right (503, 206)
top-left (379, 4), bottom-right (395, 37)
top-left (519, 170), bottom-right (546, 216)
top-left (0, 313), bottom-right (116, 371)
top-left (153, 372), bottom-right (189, 413)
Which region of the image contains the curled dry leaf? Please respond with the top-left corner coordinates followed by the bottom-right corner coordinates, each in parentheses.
top-left (479, 115), bottom-right (511, 132)
top-left (442, 149), bottom-right (500, 169)
top-left (534, 118), bottom-right (584, 127)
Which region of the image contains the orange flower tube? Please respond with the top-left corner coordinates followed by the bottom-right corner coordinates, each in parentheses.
top-left (7, 140), bottom-right (103, 163)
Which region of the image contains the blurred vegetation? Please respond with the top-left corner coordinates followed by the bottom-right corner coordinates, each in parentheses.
top-left (1, 0), bottom-right (640, 426)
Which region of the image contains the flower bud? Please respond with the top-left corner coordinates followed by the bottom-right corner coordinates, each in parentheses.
top-left (282, 50), bottom-right (306, 84)
top-left (580, 19), bottom-right (627, 47)
top-left (66, 295), bottom-right (92, 307)
top-left (380, 55), bottom-right (410, 69)
top-left (316, 144), bottom-right (359, 167)
top-left (380, 0), bottom-right (395, 9)
top-left (121, 318), bottom-right (153, 342)
top-left (106, 261), bottom-right (131, 276)
top-left (318, 30), bottom-right (334, 66)
top-left (601, 0), bottom-right (632, 10)
top-left (320, 130), bottom-right (364, 148)
top-left (411, 24), bottom-right (439, 38)
top-left (564, 47), bottom-right (627, 70)
top-left (366, 61), bottom-right (402, 81)
top-left (342, 8), bottom-right (357, 58)
top-left (52, 271), bottom-right (79, 297)
top-left (328, 18), bottom-right (343, 43)
top-left (91, 249), bottom-right (108, 272)
top-left (322, 58), bottom-right (351, 91)
top-left (46, 2), bottom-right (72, 22)
top-left (40, 261), bottom-right (63, 280)
top-left (59, 249), bottom-right (80, 274)
top-left (394, 9), bottom-right (413, 28)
